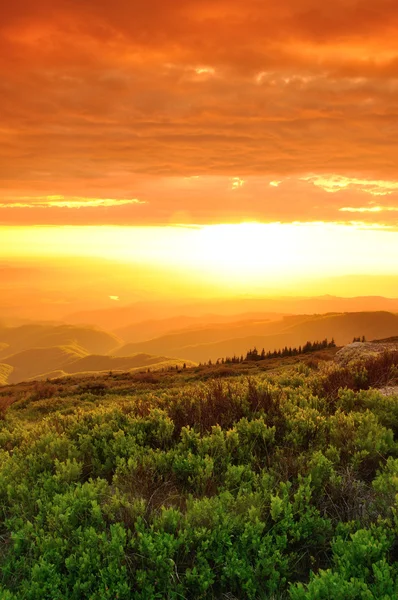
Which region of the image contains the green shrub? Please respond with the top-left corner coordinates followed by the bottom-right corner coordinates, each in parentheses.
top-left (1, 364), bottom-right (398, 598)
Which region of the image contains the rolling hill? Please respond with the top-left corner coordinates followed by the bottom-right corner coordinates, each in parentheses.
top-left (66, 295), bottom-right (398, 330)
top-left (4, 345), bottom-right (89, 384)
top-left (0, 323), bottom-right (121, 357)
top-left (114, 311), bottom-right (398, 363)
top-left (63, 353), bottom-right (195, 376)
top-left (1, 345), bottom-right (195, 385)
top-left (3, 310), bottom-right (398, 384)
top-left (114, 312), bottom-right (282, 343)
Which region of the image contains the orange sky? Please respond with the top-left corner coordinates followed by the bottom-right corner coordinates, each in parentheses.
top-left (1, 0), bottom-right (398, 227)
top-left (1, 0), bottom-right (398, 307)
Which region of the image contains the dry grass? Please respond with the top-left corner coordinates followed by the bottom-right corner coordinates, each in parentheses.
top-left (319, 350), bottom-right (398, 400)
top-left (320, 467), bottom-right (380, 525)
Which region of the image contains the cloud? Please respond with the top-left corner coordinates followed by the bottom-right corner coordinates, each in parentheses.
top-left (1, 175), bottom-right (398, 227)
top-left (340, 206), bottom-right (398, 213)
top-left (303, 175), bottom-right (398, 196)
top-left (231, 177), bottom-right (245, 190)
top-left (0, 196), bottom-right (145, 208)
top-left (2, 0), bottom-right (398, 225)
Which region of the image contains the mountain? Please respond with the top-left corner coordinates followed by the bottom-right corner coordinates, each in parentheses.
top-left (113, 317), bottom-right (298, 357)
top-left (1, 344), bottom-right (195, 385)
top-left (114, 311), bottom-right (398, 363)
top-left (4, 345), bottom-right (89, 383)
top-left (0, 324), bottom-right (121, 356)
top-left (66, 295), bottom-right (398, 330)
top-left (114, 312), bottom-right (281, 343)
top-left (4, 310), bottom-right (398, 384)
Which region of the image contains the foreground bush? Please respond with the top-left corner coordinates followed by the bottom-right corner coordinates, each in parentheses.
top-left (0, 363), bottom-right (398, 598)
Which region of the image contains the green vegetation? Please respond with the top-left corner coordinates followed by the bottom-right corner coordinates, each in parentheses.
top-left (199, 339), bottom-right (337, 367)
top-left (1, 350), bottom-right (398, 598)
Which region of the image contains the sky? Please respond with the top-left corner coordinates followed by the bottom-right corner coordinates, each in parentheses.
top-left (1, 0), bottom-right (398, 302)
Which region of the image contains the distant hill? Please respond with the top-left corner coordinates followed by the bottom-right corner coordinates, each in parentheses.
top-left (115, 311), bottom-right (398, 363)
top-left (114, 317), bottom-right (294, 357)
top-left (66, 295), bottom-right (398, 330)
top-left (3, 310), bottom-right (398, 384)
top-left (1, 344), bottom-right (195, 385)
top-left (114, 312), bottom-right (281, 343)
top-left (4, 345), bottom-right (89, 384)
top-left (26, 358), bottom-right (197, 382)
top-left (65, 353), bottom-right (194, 375)
top-left (0, 324), bottom-right (121, 357)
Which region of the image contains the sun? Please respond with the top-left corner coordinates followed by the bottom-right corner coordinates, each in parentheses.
top-left (192, 223), bottom-right (298, 276)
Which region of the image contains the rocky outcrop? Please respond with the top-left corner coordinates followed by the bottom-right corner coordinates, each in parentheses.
top-left (334, 339), bottom-right (398, 367)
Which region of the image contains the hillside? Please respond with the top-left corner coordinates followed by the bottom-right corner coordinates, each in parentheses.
top-left (66, 295), bottom-right (398, 329)
top-left (0, 347), bottom-right (398, 598)
top-left (3, 311), bottom-right (398, 385)
top-left (1, 346), bottom-right (195, 385)
top-left (0, 323), bottom-right (121, 356)
top-left (4, 345), bottom-right (89, 384)
top-left (60, 353), bottom-right (196, 378)
top-left (0, 363), bottom-right (12, 386)
top-left (114, 312), bottom-right (281, 343)
top-left (114, 311), bottom-right (398, 362)
top-left (113, 314), bottom-right (316, 358)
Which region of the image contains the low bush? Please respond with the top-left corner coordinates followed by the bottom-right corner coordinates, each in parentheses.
top-left (1, 360), bottom-right (398, 597)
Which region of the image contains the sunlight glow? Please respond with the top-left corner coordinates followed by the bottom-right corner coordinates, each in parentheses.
top-left (2, 222), bottom-right (398, 296)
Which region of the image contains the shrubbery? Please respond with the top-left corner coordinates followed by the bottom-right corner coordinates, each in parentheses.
top-left (0, 355), bottom-right (398, 598)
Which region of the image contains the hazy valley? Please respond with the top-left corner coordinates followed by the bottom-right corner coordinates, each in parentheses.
top-left (2, 298), bottom-right (398, 385)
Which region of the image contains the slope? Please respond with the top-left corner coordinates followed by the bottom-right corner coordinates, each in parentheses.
top-left (2, 345), bottom-right (196, 384)
top-left (4, 345), bottom-right (89, 384)
top-left (114, 312), bottom-right (282, 343)
top-left (0, 363), bottom-right (13, 386)
top-left (114, 315), bottom-right (310, 357)
top-left (64, 353), bottom-right (195, 374)
top-left (0, 323), bottom-right (121, 356)
top-left (115, 311), bottom-right (398, 363)
top-left (66, 295), bottom-right (398, 329)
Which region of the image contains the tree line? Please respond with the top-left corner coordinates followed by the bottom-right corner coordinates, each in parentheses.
top-left (198, 337), bottom-right (337, 367)
top-left (244, 338), bottom-right (336, 362)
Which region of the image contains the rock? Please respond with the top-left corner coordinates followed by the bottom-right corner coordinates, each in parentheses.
top-left (378, 386), bottom-right (398, 397)
top-left (334, 340), bottom-right (398, 367)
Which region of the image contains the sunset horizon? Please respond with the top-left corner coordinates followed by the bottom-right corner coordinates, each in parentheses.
top-left (2, 0), bottom-right (398, 304)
